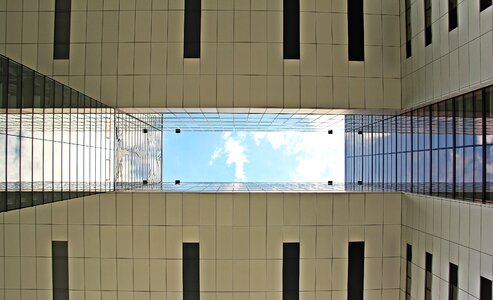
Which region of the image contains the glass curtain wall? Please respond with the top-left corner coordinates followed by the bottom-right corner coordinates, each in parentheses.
top-left (345, 85), bottom-right (493, 203)
top-left (0, 55), bottom-right (163, 211)
top-left (114, 113), bottom-right (162, 190)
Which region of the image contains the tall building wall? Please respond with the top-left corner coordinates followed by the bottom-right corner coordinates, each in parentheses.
top-left (400, 193), bottom-right (493, 299)
top-left (0, 0), bottom-right (402, 110)
top-left (0, 192), bottom-right (402, 299)
top-left (400, 0), bottom-right (493, 109)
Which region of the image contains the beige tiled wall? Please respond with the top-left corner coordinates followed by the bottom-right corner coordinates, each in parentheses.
top-left (400, 0), bottom-right (493, 109)
top-left (0, 192), bottom-right (401, 300)
top-left (400, 193), bottom-right (493, 299)
top-left (0, 0), bottom-right (402, 110)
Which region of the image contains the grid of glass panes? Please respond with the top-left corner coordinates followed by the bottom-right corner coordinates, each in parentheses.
top-left (0, 56), bottom-right (116, 211)
top-left (0, 55), bottom-right (164, 211)
top-left (345, 85), bottom-right (493, 203)
top-left (162, 113), bottom-right (346, 132)
top-left (114, 113), bottom-right (162, 190)
top-left (135, 182), bottom-right (349, 192)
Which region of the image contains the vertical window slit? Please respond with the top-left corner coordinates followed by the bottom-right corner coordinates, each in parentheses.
top-left (448, 0), bottom-right (458, 31)
top-left (348, 0), bottom-right (365, 61)
top-left (52, 241), bottom-right (69, 300)
top-left (54, 0), bottom-right (71, 59)
top-left (406, 244), bottom-right (412, 300)
top-left (283, 243), bottom-right (300, 300)
top-left (184, 0), bottom-right (201, 58)
top-left (480, 0), bottom-right (492, 11)
top-left (481, 277), bottom-right (492, 300)
top-left (283, 0), bottom-right (300, 59)
top-left (405, 0), bottom-right (412, 57)
top-left (183, 243), bottom-right (200, 300)
top-left (449, 263), bottom-right (458, 300)
top-left (424, 0), bottom-right (432, 46)
top-left (348, 242), bottom-right (365, 300)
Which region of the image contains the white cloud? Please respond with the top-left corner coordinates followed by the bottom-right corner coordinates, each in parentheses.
top-left (199, 132), bottom-right (252, 181)
top-left (222, 133), bottom-right (249, 182)
top-left (209, 147), bottom-right (222, 166)
top-left (251, 130), bottom-right (345, 182)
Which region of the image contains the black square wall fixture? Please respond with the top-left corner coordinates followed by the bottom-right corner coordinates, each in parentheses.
top-left (176, 128), bottom-right (181, 133)
top-left (358, 130), bottom-right (363, 134)
top-left (143, 128), bottom-right (148, 133)
top-left (175, 180), bottom-right (181, 185)
top-left (328, 130), bottom-right (333, 134)
top-left (143, 180), bottom-right (148, 185)
top-left (328, 181), bottom-right (333, 185)
top-left (357, 180), bottom-right (363, 185)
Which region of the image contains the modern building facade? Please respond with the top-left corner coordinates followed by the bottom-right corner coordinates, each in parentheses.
top-left (0, 0), bottom-right (492, 299)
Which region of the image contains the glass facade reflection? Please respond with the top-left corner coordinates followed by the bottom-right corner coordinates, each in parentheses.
top-left (345, 85), bottom-right (493, 203)
top-left (0, 55), bottom-right (162, 211)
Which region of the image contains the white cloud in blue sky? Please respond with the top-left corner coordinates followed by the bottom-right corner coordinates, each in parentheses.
top-left (164, 128), bottom-right (345, 183)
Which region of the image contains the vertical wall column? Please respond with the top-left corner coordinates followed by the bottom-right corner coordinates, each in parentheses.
top-left (52, 241), bottom-right (69, 300)
top-left (425, 252), bottom-right (432, 300)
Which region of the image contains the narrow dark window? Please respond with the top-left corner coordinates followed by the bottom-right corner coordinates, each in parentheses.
top-left (348, 242), bottom-right (365, 300)
top-left (425, 252), bottom-right (433, 300)
top-left (348, 0), bottom-right (364, 61)
top-left (449, 263), bottom-right (458, 300)
top-left (481, 0), bottom-right (492, 11)
top-left (481, 277), bottom-right (492, 300)
top-left (448, 0), bottom-right (458, 31)
top-left (424, 0), bottom-right (432, 46)
top-left (52, 241), bottom-right (69, 300)
top-left (405, 0), bottom-right (412, 57)
top-left (406, 244), bottom-right (412, 300)
top-left (184, 0), bottom-right (201, 58)
top-left (53, 0), bottom-right (71, 59)
top-left (283, 243), bottom-right (300, 300)
top-left (183, 243), bottom-right (200, 300)
top-left (283, 0), bottom-right (300, 59)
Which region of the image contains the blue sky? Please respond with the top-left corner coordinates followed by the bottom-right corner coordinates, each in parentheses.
top-left (163, 130), bottom-right (346, 183)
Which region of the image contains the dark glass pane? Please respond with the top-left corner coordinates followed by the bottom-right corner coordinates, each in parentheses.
top-left (480, 0), bottom-right (492, 11)
top-left (33, 73), bottom-right (45, 108)
top-left (448, 0), bottom-right (458, 30)
top-left (184, 0), bottom-right (201, 58)
top-left (8, 61), bottom-right (21, 108)
top-left (283, 243), bottom-right (300, 300)
top-left (0, 57), bottom-right (7, 108)
top-left (183, 243), bottom-right (200, 300)
top-left (348, 242), bottom-right (364, 300)
top-left (283, 0), bottom-right (300, 59)
top-left (52, 241), bottom-right (69, 300)
top-left (449, 263), bottom-right (458, 300)
top-left (348, 0), bottom-right (364, 61)
top-left (54, 0), bottom-right (71, 59)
